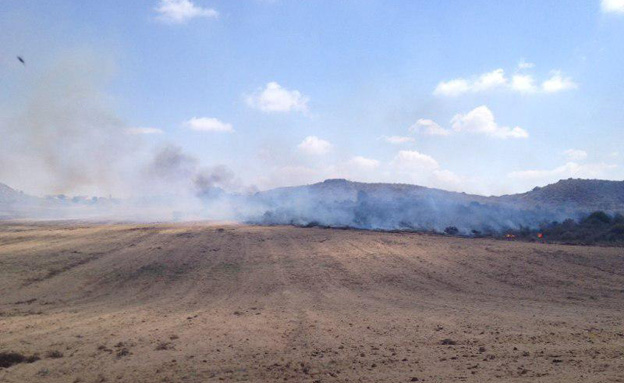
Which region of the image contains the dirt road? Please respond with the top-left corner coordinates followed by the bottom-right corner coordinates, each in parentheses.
top-left (1, 222), bottom-right (623, 382)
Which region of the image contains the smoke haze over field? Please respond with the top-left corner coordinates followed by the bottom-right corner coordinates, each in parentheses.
top-left (0, 52), bottom-right (623, 232)
top-left (0, 50), bottom-right (240, 206)
top-left (0, 24), bottom-right (622, 232)
top-left (0, 51), bottom-right (138, 196)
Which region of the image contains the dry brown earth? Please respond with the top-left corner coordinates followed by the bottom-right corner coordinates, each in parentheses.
top-left (1, 222), bottom-right (623, 382)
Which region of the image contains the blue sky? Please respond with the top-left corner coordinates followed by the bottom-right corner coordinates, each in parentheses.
top-left (1, 0), bottom-right (623, 196)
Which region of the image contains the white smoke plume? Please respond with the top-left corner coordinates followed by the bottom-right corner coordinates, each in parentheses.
top-left (0, 50), bottom-right (141, 197)
top-left (0, 50), bottom-right (611, 232)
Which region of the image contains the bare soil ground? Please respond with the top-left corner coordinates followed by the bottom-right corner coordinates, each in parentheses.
top-left (1, 222), bottom-right (623, 382)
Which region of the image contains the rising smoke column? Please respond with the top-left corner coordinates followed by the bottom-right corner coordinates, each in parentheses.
top-left (0, 50), bottom-right (137, 197)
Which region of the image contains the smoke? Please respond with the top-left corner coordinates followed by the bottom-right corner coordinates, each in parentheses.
top-left (0, 51), bottom-right (137, 196)
top-left (243, 179), bottom-right (581, 234)
top-left (0, 50), bottom-right (613, 231)
top-left (143, 144), bottom-right (237, 196)
top-left (0, 50), bottom-right (243, 221)
top-left (148, 145), bottom-right (198, 182)
top-left (195, 166), bottom-right (235, 194)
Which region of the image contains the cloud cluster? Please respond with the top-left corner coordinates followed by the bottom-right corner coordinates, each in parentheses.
top-left (541, 71), bottom-right (578, 93)
top-left (382, 136), bottom-right (415, 144)
top-left (347, 156), bottom-right (380, 171)
top-left (517, 60), bottom-right (535, 70)
top-left (405, 106), bottom-right (528, 140)
top-left (391, 150), bottom-right (439, 171)
top-left (451, 105), bottom-right (529, 139)
top-left (509, 162), bottom-right (617, 183)
top-left (297, 136), bottom-right (332, 155)
top-left (246, 82), bottom-right (309, 113)
top-left (434, 68), bottom-right (577, 96)
top-left (390, 150), bottom-right (462, 189)
top-left (266, 147), bottom-right (462, 192)
top-left (563, 149), bottom-right (588, 161)
top-left (155, 0), bottom-right (218, 24)
top-left (509, 147), bottom-right (618, 187)
top-left (185, 117), bottom-right (233, 132)
top-left (602, 0), bottom-right (624, 13)
top-left (409, 119), bottom-right (451, 136)
top-left (126, 127), bottom-right (164, 135)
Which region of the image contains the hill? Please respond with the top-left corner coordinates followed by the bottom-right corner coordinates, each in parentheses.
top-left (497, 178), bottom-right (624, 213)
top-left (247, 178), bottom-right (624, 233)
top-left (1, 178), bottom-right (623, 233)
top-left (0, 183), bottom-right (27, 204)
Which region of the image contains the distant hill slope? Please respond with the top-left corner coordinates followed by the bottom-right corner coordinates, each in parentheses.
top-left (250, 179), bottom-right (536, 232)
top-left (248, 178), bottom-right (624, 233)
top-left (260, 178), bottom-right (624, 213)
top-left (259, 178), bottom-right (491, 205)
top-left (1, 178), bottom-right (623, 232)
top-left (0, 183), bottom-right (30, 204)
top-left (0, 183), bottom-right (35, 219)
top-left (497, 179), bottom-right (624, 213)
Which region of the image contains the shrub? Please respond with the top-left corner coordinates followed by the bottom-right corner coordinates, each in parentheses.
top-left (46, 350), bottom-right (63, 359)
top-left (444, 226), bottom-right (459, 235)
top-left (155, 342), bottom-right (170, 351)
top-left (507, 211), bottom-right (624, 246)
top-left (611, 224), bottom-right (624, 236)
top-left (583, 211), bottom-right (612, 225)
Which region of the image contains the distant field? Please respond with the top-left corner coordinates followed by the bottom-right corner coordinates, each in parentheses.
top-left (1, 222), bottom-right (623, 382)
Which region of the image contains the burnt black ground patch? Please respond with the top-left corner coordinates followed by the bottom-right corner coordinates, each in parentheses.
top-left (0, 352), bottom-right (39, 368)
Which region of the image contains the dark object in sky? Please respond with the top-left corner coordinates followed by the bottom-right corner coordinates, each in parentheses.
top-left (17, 56), bottom-right (25, 65)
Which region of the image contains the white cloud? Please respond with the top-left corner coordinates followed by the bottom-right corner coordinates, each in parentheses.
top-left (126, 127), bottom-right (164, 135)
top-left (329, 156), bottom-right (381, 183)
top-left (434, 69), bottom-right (506, 96)
top-left (409, 119), bottom-right (451, 136)
top-left (347, 156), bottom-right (380, 171)
top-left (518, 60), bottom-right (535, 69)
top-left (185, 117), bottom-right (233, 132)
top-left (257, 148), bottom-right (467, 192)
top-left (508, 162), bottom-right (617, 183)
top-left (391, 150), bottom-right (440, 171)
top-left (472, 69), bottom-right (507, 91)
top-left (246, 82), bottom-right (309, 113)
top-left (563, 149), bottom-right (588, 161)
top-left (432, 169), bottom-right (462, 185)
top-left (451, 105), bottom-right (528, 139)
top-left (511, 74), bottom-right (537, 93)
top-left (410, 107), bottom-right (527, 140)
top-left (434, 68), bottom-right (576, 96)
top-left (155, 0), bottom-right (218, 24)
top-left (433, 78), bottom-right (470, 97)
top-left (390, 150), bottom-right (463, 189)
top-left (602, 0), bottom-right (624, 13)
top-left (541, 71), bottom-right (578, 93)
top-left (258, 165), bottom-right (322, 189)
top-left (382, 136), bottom-right (415, 144)
top-left (297, 136), bottom-right (331, 155)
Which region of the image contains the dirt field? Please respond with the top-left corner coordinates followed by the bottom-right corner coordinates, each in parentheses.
top-left (1, 222), bottom-right (623, 382)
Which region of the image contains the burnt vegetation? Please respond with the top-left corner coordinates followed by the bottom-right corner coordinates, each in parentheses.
top-left (248, 179), bottom-right (624, 239)
top-left (507, 211), bottom-right (624, 246)
top-left (0, 352), bottom-right (40, 368)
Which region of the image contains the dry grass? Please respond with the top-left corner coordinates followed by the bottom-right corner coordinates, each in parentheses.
top-left (0, 222), bottom-right (623, 382)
